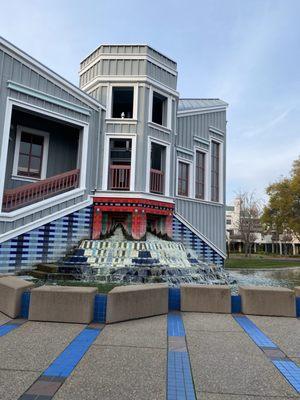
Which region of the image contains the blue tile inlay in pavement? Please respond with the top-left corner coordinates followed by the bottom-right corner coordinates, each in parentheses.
top-left (0, 323), bottom-right (19, 337)
top-left (20, 291), bottom-right (31, 319)
top-left (167, 313), bottom-right (196, 400)
top-left (168, 351), bottom-right (196, 400)
top-left (272, 360), bottom-right (300, 393)
top-left (43, 327), bottom-right (101, 378)
top-left (296, 297), bottom-right (300, 318)
top-left (231, 295), bottom-right (241, 313)
top-left (169, 288), bottom-right (181, 311)
top-left (234, 315), bottom-right (277, 348)
top-left (168, 313), bottom-right (186, 336)
top-left (93, 294), bottom-right (107, 323)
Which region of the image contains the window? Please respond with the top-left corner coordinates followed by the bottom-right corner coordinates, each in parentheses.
top-left (178, 161), bottom-right (189, 196)
top-left (226, 219), bottom-right (232, 225)
top-left (195, 151), bottom-right (205, 199)
top-left (112, 87), bottom-right (134, 118)
top-left (211, 141), bottom-right (220, 202)
top-left (152, 91), bottom-right (168, 126)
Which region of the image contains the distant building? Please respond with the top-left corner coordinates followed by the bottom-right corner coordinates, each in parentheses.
top-left (226, 198), bottom-right (300, 255)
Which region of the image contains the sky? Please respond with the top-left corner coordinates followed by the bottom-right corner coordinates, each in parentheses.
top-left (1, 0), bottom-right (300, 204)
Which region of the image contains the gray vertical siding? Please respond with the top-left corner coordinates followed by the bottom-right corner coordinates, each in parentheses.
top-left (0, 41), bottom-right (103, 236)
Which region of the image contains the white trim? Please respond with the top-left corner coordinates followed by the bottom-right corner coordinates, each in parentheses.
top-left (176, 146), bottom-right (194, 156)
top-left (148, 86), bottom-right (172, 130)
top-left (12, 125), bottom-right (49, 180)
top-left (0, 197), bottom-right (92, 244)
top-left (209, 125), bottom-right (225, 136)
top-left (102, 133), bottom-right (137, 191)
top-left (193, 136), bottom-right (210, 146)
top-left (209, 137), bottom-right (224, 204)
top-left (146, 136), bottom-right (171, 197)
top-left (79, 54), bottom-right (177, 77)
top-left (174, 212), bottom-right (226, 258)
top-left (148, 121), bottom-right (171, 134)
top-left (7, 81), bottom-right (92, 116)
top-left (0, 36), bottom-right (104, 110)
top-left (105, 118), bottom-right (137, 125)
top-left (106, 83), bottom-right (138, 120)
top-left (177, 106), bottom-right (227, 117)
top-left (0, 98), bottom-right (89, 213)
top-left (81, 76), bottom-right (179, 98)
top-left (0, 189), bottom-right (85, 221)
top-left (176, 157), bottom-right (194, 198)
top-left (194, 146), bottom-right (209, 202)
top-left (93, 191), bottom-right (174, 204)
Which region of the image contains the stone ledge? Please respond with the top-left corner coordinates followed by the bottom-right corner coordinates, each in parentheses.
top-left (29, 285), bottom-right (97, 324)
top-left (106, 283), bottom-right (168, 323)
top-left (239, 285), bottom-right (296, 317)
top-left (181, 284), bottom-right (231, 314)
top-left (0, 276), bottom-right (34, 318)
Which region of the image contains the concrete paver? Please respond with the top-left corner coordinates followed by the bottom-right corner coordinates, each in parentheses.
top-left (249, 316), bottom-right (300, 358)
top-left (182, 312), bottom-right (243, 332)
top-left (185, 314), bottom-right (298, 397)
top-left (53, 345), bottom-right (166, 400)
top-left (0, 311), bottom-right (11, 326)
top-left (0, 321), bottom-right (84, 371)
top-left (95, 315), bottom-right (167, 348)
top-left (0, 370), bottom-right (40, 400)
top-left (197, 393), bottom-right (299, 399)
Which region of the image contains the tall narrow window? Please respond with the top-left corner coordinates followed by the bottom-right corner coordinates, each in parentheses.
top-left (211, 141), bottom-right (220, 202)
top-left (112, 87), bottom-right (134, 118)
top-left (152, 91), bottom-right (168, 126)
top-left (178, 161), bottom-right (189, 196)
top-left (17, 132), bottom-right (44, 178)
top-left (195, 151), bottom-right (205, 199)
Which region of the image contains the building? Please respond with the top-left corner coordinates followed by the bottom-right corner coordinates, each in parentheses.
top-left (0, 38), bottom-right (228, 273)
top-left (226, 198), bottom-right (300, 255)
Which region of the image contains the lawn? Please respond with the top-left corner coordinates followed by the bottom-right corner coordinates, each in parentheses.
top-left (38, 280), bottom-right (124, 294)
top-left (225, 257), bottom-right (300, 269)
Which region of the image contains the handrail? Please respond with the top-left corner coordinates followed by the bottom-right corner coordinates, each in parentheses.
top-left (2, 168), bottom-right (80, 212)
top-left (150, 168), bottom-right (164, 194)
top-left (109, 165), bottom-right (130, 190)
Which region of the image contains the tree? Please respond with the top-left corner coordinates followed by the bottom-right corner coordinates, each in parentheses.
top-left (262, 157), bottom-right (300, 244)
top-left (235, 191), bottom-right (262, 257)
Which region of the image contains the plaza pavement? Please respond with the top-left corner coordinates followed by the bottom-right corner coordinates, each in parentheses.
top-left (0, 311), bottom-right (298, 399)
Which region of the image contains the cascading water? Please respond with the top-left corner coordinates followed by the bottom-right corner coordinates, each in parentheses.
top-left (75, 227), bottom-right (232, 286)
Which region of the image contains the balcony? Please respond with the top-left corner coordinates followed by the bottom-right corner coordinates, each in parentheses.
top-left (109, 165), bottom-right (130, 190)
top-left (150, 168), bottom-right (164, 195)
top-left (2, 169), bottom-right (80, 212)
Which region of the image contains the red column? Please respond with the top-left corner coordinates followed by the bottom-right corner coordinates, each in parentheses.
top-left (165, 214), bottom-right (173, 239)
top-left (131, 209), bottom-right (147, 240)
top-left (92, 207), bottom-right (102, 240)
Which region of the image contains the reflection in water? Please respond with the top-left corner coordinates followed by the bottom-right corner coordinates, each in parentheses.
top-left (230, 267), bottom-right (300, 291)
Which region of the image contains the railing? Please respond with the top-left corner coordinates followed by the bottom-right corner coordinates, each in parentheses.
top-left (109, 165), bottom-right (130, 190)
top-left (150, 169), bottom-right (164, 194)
top-left (2, 168), bottom-right (80, 212)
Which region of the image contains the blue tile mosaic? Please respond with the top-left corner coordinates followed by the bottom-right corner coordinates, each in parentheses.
top-left (43, 327), bottom-right (101, 378)
top-left (231, 295), bottom-right (242, 313)
top-left (173, 216), bottom-right (224, 266)
top-left (169, 288), bottom-right (181, 311)
top-left (272, 360), bottom-right (300, 393)
top-left (296, 297), bottom-right (300, 318)
top-left (234, 316), bottom-right (277, 348)
top-left (167, 351), bottom-right (196, 400)
top-left (93, 294), bottom-right (107, 323)
top-left (168, 313), bottom-right (186, 337)
top-left (20, 291), bottom-right (31, 319)
top-left (0, 323), bottom-right (20, 337)
top-left (0, 206), bottom-right (93, 273)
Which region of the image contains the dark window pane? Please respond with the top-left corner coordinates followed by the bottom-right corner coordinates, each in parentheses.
top-left (17, 154), bottom-right (29, 174)
top-left (17, 131), bottom-right (44, 178)
top-left (211, 142), bottom-right (220, 202)
top-left (31, 143), bottom-right (43, 157)
top-left (112, 87), bottom-right (134, 118)
top-left (195, 151), bottom-right (205, 199)
top-left (29, 157), bottom-right (41, 176)
top-left (178, 161), bottom-right (189, 196)
top-left (152, 92), bottom-right (167, 126)
top-left (19, 140), bottom-right (30, 154)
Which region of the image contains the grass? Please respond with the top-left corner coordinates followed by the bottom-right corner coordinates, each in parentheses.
top-left (225, 257), bottom-right (300, 269)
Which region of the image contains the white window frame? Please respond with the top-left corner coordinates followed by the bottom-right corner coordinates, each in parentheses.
top-left (148, 86), bottom-right (172, 130)
top-left (12, 125), bottom-right (49, 182)
top-left (0, 97), bottom-right (89, 216)
top-left (194, 146), bottom-right (209, 201)
top-left (145, 136), bottom-right (171, 197)
top-left (102, 133), bottom-right (137, 192)
top-left (176, 157), bottom-right (194, 198)
top-left (209, 137), bottom-right (224, 204)
top-left (106, 83), bottom-right (138, 121)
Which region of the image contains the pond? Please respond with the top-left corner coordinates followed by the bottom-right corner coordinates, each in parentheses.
top-left (228, 267), bottom-right (300, 290)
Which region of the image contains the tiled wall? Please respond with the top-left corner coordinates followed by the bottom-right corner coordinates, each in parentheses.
top-left (172, 216), bottom-right (224, 267)
top-left (0, 206), bottom-right (93, 273)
